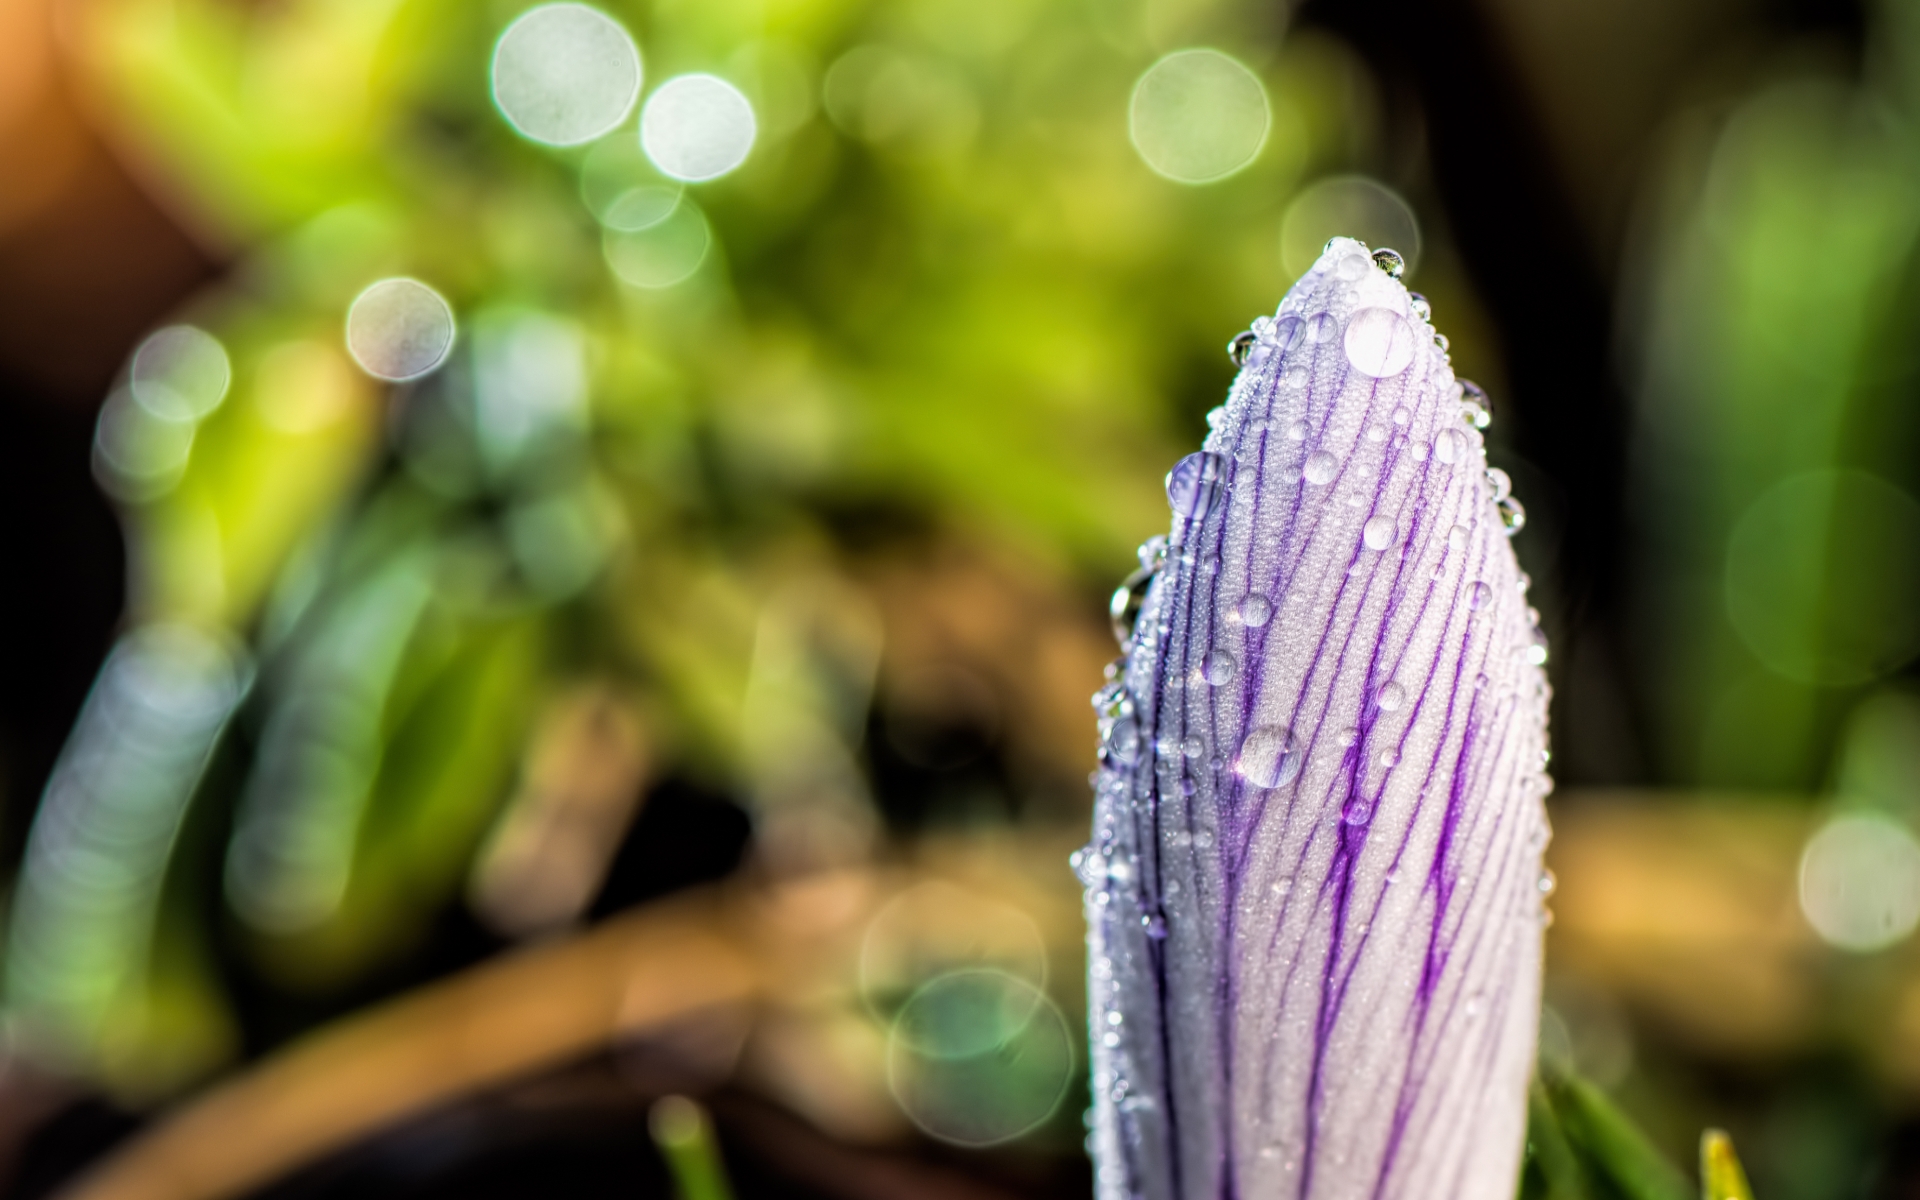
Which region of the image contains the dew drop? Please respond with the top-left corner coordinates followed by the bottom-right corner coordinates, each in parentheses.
top-left (1434, 428), bottom-right (1466, 464)
top-left (1143, 912), bottom-right (1168, 939)
top-left (1468, 581), bottom-right (1492, 610)
top-left (1411, 442), bottom-right (1429, 462)
top-left (1448, 524), bottom-right (1469, 550)
top-left (1272, 315), bottom-right (1306, 352)
top-left (1284, 365), bottom-right (1308, 388)
top-left (1202, 650), bottom-right (1237, 686)
top-left (1238, 594), bottom-right (1273, 627)
top-left (1367, 425), bottom-right (1386, 443)
top-left (1408, 294), bottom-right (1431, 321)
top-left (1227, 331), bottom-right (1258, 367)
top-left (1376, 681), bottom-right (1405, 712)
top-left (1105, 717), bottom-right (1142, 765)
top-left (1235, 725), bottom-right (1301, 789)
top-left (1336, 727), bottom-right (1358, 746)
top-left (1342, 797), bottom-right (1373, 823)
top-left (1363, 515), bottom-right (1397, 551)
top-left (1304, 451), bottom-right (1338, 485)
top-left (1378, 747), bottom-right (1400, 767)
top-left (1499, 495), bottom-right (1527, 535)
top-left (1371, 247), bottom-right (1405, 277)
top-left (1166, 451), bottom-right (1227, 518)
top-left (1537, 869), bottom-right (1557, 897)
top-left (1286, 420), bottom-right (1308, 441)
top-left (1182, 735), bottom-right (1205, 758)
top-left (1344, 307), bottom-right (1417, 378)
top-left (1485, 466), bottom-right (1513, 502)
top-left (1335, 253), bottom-right (1369, 281)
top-left (1305, 313), bottom-right (1338, 343)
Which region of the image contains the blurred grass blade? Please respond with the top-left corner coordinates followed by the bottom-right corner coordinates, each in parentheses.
top-left (1543, 1070), bottom-right (1691, 1200)
top-left (650, 1096), bottom-right (734, 1200)
top-left (1700, 1130), bottom-right (1755, 1200)
top-left (1527, 1080), bottom-right (1592, 1200)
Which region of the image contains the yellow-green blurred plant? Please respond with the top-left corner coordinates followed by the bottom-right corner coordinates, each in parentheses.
top-left (1628, 0), bottom-right (1920, 790)
top-left (7, 0), bottom-right (1402, 1098)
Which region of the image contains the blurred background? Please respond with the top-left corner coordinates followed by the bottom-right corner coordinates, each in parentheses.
top-left (0, 0), bottom-right (1918, 1195)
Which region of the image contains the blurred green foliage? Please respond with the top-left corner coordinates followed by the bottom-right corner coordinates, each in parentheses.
top-left (9, 0), bottom-right (1405, 1101)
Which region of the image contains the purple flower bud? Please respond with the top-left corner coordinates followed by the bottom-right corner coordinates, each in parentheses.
top-left (1082, 238), bottom-right (1552, 1199)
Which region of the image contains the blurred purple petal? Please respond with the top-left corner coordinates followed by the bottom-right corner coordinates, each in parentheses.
top-left (1082, 238), bottom-right (1553, 1200)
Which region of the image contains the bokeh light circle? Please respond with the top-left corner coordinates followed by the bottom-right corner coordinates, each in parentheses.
top-left (859, 881), bottom-right (1047, 1028)
top-left (491, 3), bottom-right (641, 147)
top-left (1724, 470), bottom-right (1920, 686)
top-left (345, 279), bottom-right (456, 382)
top-left (1800, 811), bottom-right (1920, 952)
top-left (1281, 176), bottom-right (1422, 279)
top-left (93, 388), bottom-right (195, 503)
top-left (885, 970), bottom-right (1073, 1146)
top-left (602, 201), bottom-right (710, 288)
top-left (641, 74), bottom-right (757, 182)
top-left (130, 326), bottom-right (230, 421)
top-left (1128, 49), bottom-right (1269, 184)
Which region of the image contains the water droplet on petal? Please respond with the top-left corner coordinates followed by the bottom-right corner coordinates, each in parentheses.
top-left (1105, 716), bottom-right (1142, 764)
top-left (1271, 315), bottom-right (1305, 352)
top-left (1336, 726), bottom-right (1357, 746)
top-left (1304, 451), bottom-right (1337, 485)
top-left (1407, 293), bottom-right (1431, 321)
top-left (1378, 747), bottom-right (1400, 767)
top-left (1166, 451), bottom-right (1226, 518)
top-left (1468, 581), bottom-right (1492, 610)
top-left (1238, 594), bottom-right (1273, 627)
top-left (1227, 330), bottom-right (1258, 367)
top-left (1448, 524), bottom-right (1469, 550)
top-left (1286, 420), bottom-right (1308, 441)
top-left (1202, 650), bottom-right (1237, 685)
top-left (1499, 495), bottom-right (1527, 535)
top-left (1235, 725), bottom-right (1301, 788)
top-left (1371, 247), bottom-right (1405, 277)
top-left (1434, 428), bottom-right (1466, 464)
top-left (1306, 313), bottom-right (1338, 343)
top-left (1335, 253), bottom-right (1369, 281)
top-left (1485, 467), bottom-right (1513, 502)
top-left (1363, 515), bottom-right (1397, 551)
top-left (1344, 307), bottom-right (1416, 378)
top-left (1376, 681), bottom-right (1405, 712)
top-left (1411, 441), bottom-right (1429, 462)
top-left (1342, 796), bottom-right (1374, 823)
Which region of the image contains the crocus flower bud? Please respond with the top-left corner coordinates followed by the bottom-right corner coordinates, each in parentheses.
top-left (1081, 238), bottom-right (1552, 1200)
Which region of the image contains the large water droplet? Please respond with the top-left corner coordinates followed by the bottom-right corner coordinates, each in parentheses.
top-left (1166, 451), bottom-right (1227, 518)
top-left (1227, 331), bottom-right (1258, 367)
top-left (1335, 253), bottom-right (1369, 281)
top-left (1238, 594), bottom-right (1273, 627)
top-left (1304, 451), bottom-right (1337, 485)
top-left (1344, 307), bottom-right (1416, 378)
top-left (1371, 247), bottom-right (1405, 277)
top-left (1363, 515), bottom-right (1397, 551)
top-left (1448, 524), bottom-right (1469, 550)
top-left (1271, 315), bottom-right (1306, 352)
top-left (1434, 428), bottom-right (1466, 464)
top-left (1376, 681), bottom-right (1405, 712)
top-left (1468, 581), bottom-right (1493, 610)
top-left (1235, 725), bottom-right (1301, 788)
top-left (1499, 495), bottom-right (1527, 535)
top-left (1202, 649), bottom-right (1237, 685)
top-left (1485, 467), bottom-right (1513, 502)
top-left (1105, 716), bottom-right (1142, 765)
